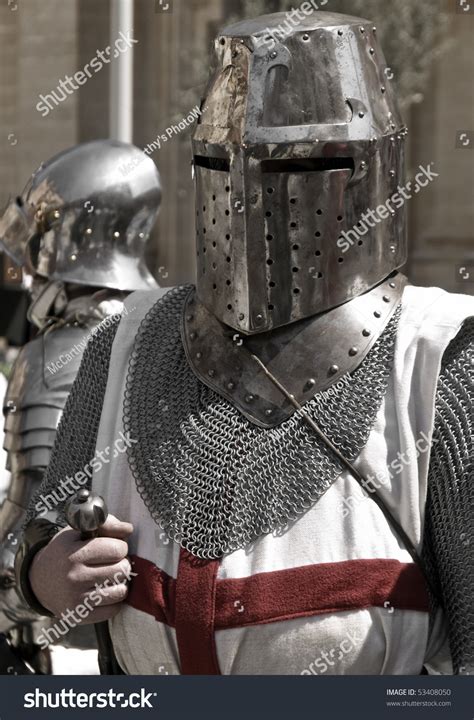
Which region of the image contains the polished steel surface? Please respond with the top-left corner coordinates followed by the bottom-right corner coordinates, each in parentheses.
top-left (182, 272), bottom-right (406, 428)
top-left (192, 12), bottom-right (407, 334)
top-left (0, 139), bottom-right (161, 291)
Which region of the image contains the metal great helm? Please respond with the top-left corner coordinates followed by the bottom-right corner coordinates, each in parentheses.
top-left (0, 140), bottom-right (161, 292)
top-left (192, 12), bottom-right (407, 335)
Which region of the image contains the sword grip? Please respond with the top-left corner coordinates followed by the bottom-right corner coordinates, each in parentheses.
top-left (65, 489), bottom-right (108, 540)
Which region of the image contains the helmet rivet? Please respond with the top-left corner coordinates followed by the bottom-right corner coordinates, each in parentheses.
top-left (358, 111), bottom-right (365, 119)
top-left (190, 332), bottom-right (197, 340)
top-left (389, 282), bottom-right (396, 288)
top-left (338, 29), bottom-right (343, 36)
top-left (381, 86), bottom-right (386, 93)
top-left (329, 365), bottom-right (339, 376)
top-left (360, 161), bottom-right (367, 170)
top-left (85, 228), bottom-right (92, 235)
top-left (114, 231), bottom-right (120, 238)
top-left (245, 394), bottom-right (255, 403)
top-left (196, 352), bottom-right (202, 360)
top-left (53, 210), bottom-right (61, 219)
top-left (362, 329), bottom-right (371, 337)
top-left (208, 369), bottom-right (216, 378)
top-left (302, 33), bottom-right (310, 42)
top-left (369, 48), bottom-right (375, 55)
top-left (186, 315), bottom-right (193, 322)
top-left (374, 311), bottom-right (382, 319)
top-left (270, 51), bottom-right (277, 59)
top-left (139, 232), bottom-right (145, 238)
top-left (360, 27), bottom-right (365, 33)
top-left (255, 314), bottom-right (264, 324)
top-left (349, 347), bottom-right (358, 357)
top-left (372, 26), bottom-right (377, 33)
top-left (265, 408), bottom-right (274, 416)
top-left (305, 378), bottom-right (316, 390)
top-left (389, 170), bottom-right (396, 177)
top-left (390, 245), bottom-right (396, 253)
top-left (227, 382), bottom-right (235, 391)
top-left (238, 313), bottom-right (245, 321)
top-left (70, 254), bottom-right (77, 262)
top-left (383, 295), bottom-right (390, 303)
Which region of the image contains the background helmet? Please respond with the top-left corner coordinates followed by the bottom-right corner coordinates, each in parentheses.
top-left (192, 12), bottom-right (407, 334)
top-left (0, 139), bottom-right (161, 291)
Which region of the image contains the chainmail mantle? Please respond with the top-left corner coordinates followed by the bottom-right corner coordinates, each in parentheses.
top-left (123, 286), bottom-right (401, 559)
top-left (422, 318), bottom-right (474, 675)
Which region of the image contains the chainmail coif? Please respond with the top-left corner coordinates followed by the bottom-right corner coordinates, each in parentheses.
top-left (422, 317), bottom-right (474, 675)
top-left (122, 286), bottom-right (401, 559)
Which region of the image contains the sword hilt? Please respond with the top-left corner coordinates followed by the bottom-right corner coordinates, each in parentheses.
top-left (65, 489), bottom-right (108, 540)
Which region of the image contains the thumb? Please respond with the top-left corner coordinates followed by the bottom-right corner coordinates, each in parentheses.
top-left (97, 514), bottom-right (134, 539)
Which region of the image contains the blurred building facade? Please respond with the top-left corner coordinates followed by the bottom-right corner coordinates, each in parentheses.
top-left (0, 0), bottom-right (472, 293)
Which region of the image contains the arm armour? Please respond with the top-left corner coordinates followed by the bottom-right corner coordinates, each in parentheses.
top-left (16, 315), bottom-right (121, 608)
top-left (1, 323), bottom-right (120, 632)
top-left (423, 317), bottom-right (474, 675)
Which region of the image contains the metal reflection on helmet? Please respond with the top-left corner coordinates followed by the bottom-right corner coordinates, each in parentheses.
top-left (0, 140), bottom-right (162, 292)
top-left (192, 12), bottom-right (407, 335)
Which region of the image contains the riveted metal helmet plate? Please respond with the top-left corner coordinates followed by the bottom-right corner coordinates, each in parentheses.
top-left (0, 140), bottom-right (161, 292)
top-left (192, 12), bottom-right (407, 334)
